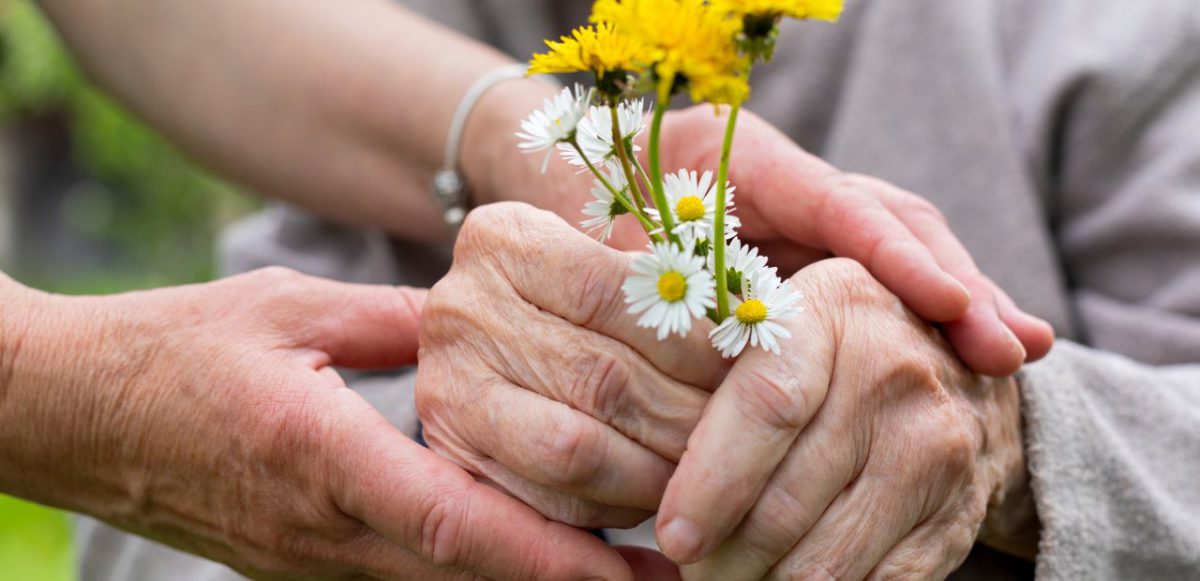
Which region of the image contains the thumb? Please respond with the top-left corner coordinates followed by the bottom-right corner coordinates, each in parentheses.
top-left (301, 281), bottom-right (427, 369)
top-left (335, 407), bottom-right (634, 580)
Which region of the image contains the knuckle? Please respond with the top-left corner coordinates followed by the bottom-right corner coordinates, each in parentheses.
top-left (420, 275), bottom-right (489, 347)
top-left (457, 202), bottom-right (511, 242)
top-left (418, 488), bottom-right (471, 567)
top-left (871, 560), bottom-right (937, 581)
top-left (570, 255), bottom-right (627, 329)
top-left (807, 257), bottom-right (875, 293)
top-left (781, 560), bottom-right (839, 581)
top-left (454, 204), bottom-right (514, 263)
top-left (253, 265), bottom-right (306, 285)
top-left (899, 193), bottom-right (946, 224)
top-left (743, 492), bottom-right (813, 557)
top-left (733, 365), bottom-right (814, 432)
top-left (879, 355), bottom-right (944, 398)
top-left (457, 202), bottom-right (551, 259)
top-left (550, 496), bottom-right (607, 528)
top-left (567, 348), bottom-right (631, 423)
top-left (931, 409), bottom-right (980, 474)
top-left (538, 412), bottom-right (605, 489)
top-left (947, 513), bottom-right (982, 559)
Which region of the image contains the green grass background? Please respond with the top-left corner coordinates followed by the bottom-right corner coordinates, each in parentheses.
top-left (0, 495), bottom-right (74, 581)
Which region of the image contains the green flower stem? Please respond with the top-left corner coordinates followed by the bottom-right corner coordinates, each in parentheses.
top-left (572, 140), bottom-right (661, 239)
top-left (609, 104), bottom-right (648, 213)
top-left (712, 104), bottom-right (741, 322)
top-left (648, 83), bottom-right (679, 246)
top-left (632, 155), bottom-right (654, 195)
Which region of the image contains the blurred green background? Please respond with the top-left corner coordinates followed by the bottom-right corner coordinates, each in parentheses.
top-left (0, 1), bottom-right (257, 579)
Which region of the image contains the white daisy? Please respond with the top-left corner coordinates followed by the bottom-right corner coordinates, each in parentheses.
top-left (649, 169), bottom-right (740, 240)
top-left (580, 161), bottom-right (631, 242)
top-left (558, 99), bottom-right (646, 169)
top-left (623, 242), bottom-right (717, 340)
top-left (516, 84), bottom-right (591, 173)
top-left (709, 269), bottom-right (804, 358)
top-left (708, 237), bottom-right (771, 295)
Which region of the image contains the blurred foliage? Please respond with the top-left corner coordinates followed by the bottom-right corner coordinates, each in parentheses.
top-left (0, 0), bottom-right (257, 287)
top-left (0, 495), bottom-right (74, 581)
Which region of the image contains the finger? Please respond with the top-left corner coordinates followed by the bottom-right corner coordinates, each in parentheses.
top-left (765, 474), bottom-right (926, 581)
top-left (458, 202), bottom-right (728, 388)
top-left (993, 285), bottom-right (1055, 362)
top-left (332, 393), bottom-right (632, 581)
top-left (347, 532), bottom-right (487, 581)
top-left (867, 179), bottom-right (1051, 374)
top-left (475, 301), bottom-right (709, 461)
top-left (682, 400), bottom-right (862, 581)
top-left (656, 294), bottom-right (836, 564)
top-left (425, 375), bottom-right (676, 514)
top-left (465, 452), bottom-right (655, 529)
top-left (272, 273), bottom-right (426, 369)
top-left (742, 165), bottom-right (971, 323)
top-left (866, 513), bottom-right (977, 581)
top-left (942, 287), bottom-right (1027, 377)
top-left (615, 546), bottom-right (682, 581)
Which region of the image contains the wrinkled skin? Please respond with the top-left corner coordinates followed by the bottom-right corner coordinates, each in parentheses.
top-left (656, 259), bottom-right (1034, 580)
top-left (493, 104), bottom-right (1054, 377)
top-left (655, 107), bottom-right (1054, 377)
top-left (0, 268), bottom-right (638, 580)
top-left (418, 204), bottom-right (1036, 580)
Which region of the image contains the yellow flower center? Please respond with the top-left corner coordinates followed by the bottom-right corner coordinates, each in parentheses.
top-left (675, 196), bottom-right (706, 222)
top-left (657, 272), bottom-right (688, 302)
top-left (735, 299), bottom-right (768, 324)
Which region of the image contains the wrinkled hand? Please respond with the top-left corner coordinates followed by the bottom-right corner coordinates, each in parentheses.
top-left (655, 259), bottom-right (1036, 580)
top-left (1, 269), bottom-right (631, 580)
top-left (655, 106), bottom-right (1054, 376)
top-left (490, 97), bottom-right (1053, 376)
top-left (417, 202), bottom-right (725, 536)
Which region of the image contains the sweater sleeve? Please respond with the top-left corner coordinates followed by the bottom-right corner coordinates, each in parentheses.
top-left (1013, 2), bottom-right (1200, 577)
top-left (1020, 345), bottom-right (1200, 579)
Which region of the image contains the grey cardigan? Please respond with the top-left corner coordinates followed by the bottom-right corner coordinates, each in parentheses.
top-left (76, 0), bottom-right (1200, 579)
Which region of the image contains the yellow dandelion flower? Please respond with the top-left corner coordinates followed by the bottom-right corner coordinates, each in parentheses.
top-left (528, 22), bottom-right (650, 78)
top-left (689, 72), bottom-right (750, 106)
top-left (591, 0), bottom-right (747, 104)
top-left (709, 0), bottom-right (843, 22)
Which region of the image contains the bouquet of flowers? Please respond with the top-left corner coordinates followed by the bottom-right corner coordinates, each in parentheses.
top-left (517, 0), bottom-right (842, 358)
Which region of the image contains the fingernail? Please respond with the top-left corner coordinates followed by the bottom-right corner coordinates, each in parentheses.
top-left (1004, 325), bottom-right (1028, 362)
top-left (952, 277), bottom-right (972, 302)
top-left (660, 517), bottom-right (704, 562)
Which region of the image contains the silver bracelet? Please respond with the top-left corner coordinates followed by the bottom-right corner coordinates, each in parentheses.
top-left (431, 63), bottom-right (532, 237)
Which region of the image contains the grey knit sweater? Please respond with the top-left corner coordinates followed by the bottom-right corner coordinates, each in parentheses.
top-left (76, 1), bottom-right (1200, 579)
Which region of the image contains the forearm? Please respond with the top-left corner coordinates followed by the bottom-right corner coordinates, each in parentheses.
top-left (0, 281), bottom-right (151, 520)
top-left (34, 0), bottom-right (560, 241)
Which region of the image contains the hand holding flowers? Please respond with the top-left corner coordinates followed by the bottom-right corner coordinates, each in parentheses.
top-left (415, 204), bottom-right (1034, 580)
top-left (511, 0), bottom-right (1052, 372)
top-left (519, 0), bottom-right (848, 360)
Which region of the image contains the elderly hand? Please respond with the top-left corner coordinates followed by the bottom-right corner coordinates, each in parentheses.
top-left (416, 202), bottom-right (726, 533)
top-left (481, 95), bottom-right (1053, 376)
top-left (0, 269), bottom-right (631, 580)
top-left (655, 259), bottom-right (1036, 580)
top-left (656, 106), bottom-right (1054, 377)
